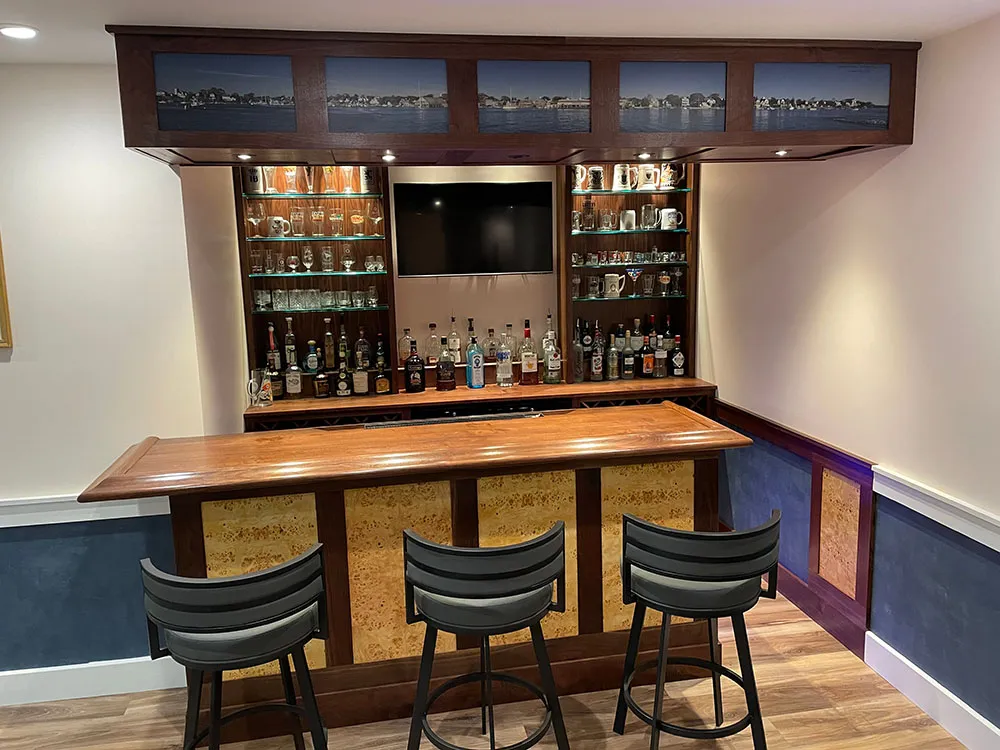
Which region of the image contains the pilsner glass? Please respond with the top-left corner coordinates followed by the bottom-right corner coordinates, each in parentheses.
top-left (322, 166), bottom-right (337, 193)
top-left (290, 208), bottom-right (306, 237)
top-left (340, 166), bottom-right (355, 193)
top-left (330, 210), bottom-right (345, 236)
top-left (349, 210), bottom-right (365, 236)
top-left (310, 208), bottom-right (325, 236)
top-left (249, 247), bottom-right (263, 273)
top-left (302, 246), bottom-right (314, 271)
top-left (283, 166), bottom-right (299, 193)
top-left (262, 166), bottom-right (278, 194)
top-left (320, 246), bottom-right (335, 272)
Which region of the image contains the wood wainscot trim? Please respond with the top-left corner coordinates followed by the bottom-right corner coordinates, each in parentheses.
top-left (574, 468), bottom-right (604, 634)
top-left (314, 489), bottom-right (354, 666)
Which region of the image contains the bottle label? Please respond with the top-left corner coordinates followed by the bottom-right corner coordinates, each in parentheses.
top-left (375, 375), bottom-right (391, 394)
top-left (642, 354), bottom-right (654, 374)
top-left (286, 371), bottom-right (302, 393)
top-left (546, 353), bottom-right (561, 371)
top-left (671, 351), bottom-right (685, 376)
top-left (521, 352), bottom-right (538, 373)
top-left (437, 361), bottom-right (455, 383)
top-left (408, 367), bottom-right (424, 387)
top-left (267, 351), bottom-right (281, 371)
top-left (591, 352), bottom-right (603, 376)
top-left (630, 335), bottom-right (643, 351)
top-left (469, 354), bottom-right (485, 387)
top-left (284, 346), bottom-right (297, 368)
top-left (353, 371), bottom-right (369, 393)
top-left (313, 377), bottom-right (329, 398)
top-left (655, 349), bottom-right (667, 361)
top-left (336, 378), bottom-right (351, 396)
top-left (306, 353), bottom-right (319, 371)
top-left (582, 334), bottom-right (593, 347)
top-left (271, 375), bottom-right (284, 398)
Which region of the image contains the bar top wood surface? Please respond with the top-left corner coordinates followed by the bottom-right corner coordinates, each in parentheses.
top-left (79, 402), bottom-right (750, 503)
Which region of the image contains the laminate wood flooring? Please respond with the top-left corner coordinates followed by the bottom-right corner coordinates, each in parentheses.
top-left (0, 596), bottom-right (960, 749)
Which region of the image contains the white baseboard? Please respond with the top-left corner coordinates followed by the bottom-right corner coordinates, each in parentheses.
top-left (0, 655), bottom-right (187, 706)
top-left (0, 494), bottom-right (169, 528)
top-left (865, 631), bottom-right (1000, 749)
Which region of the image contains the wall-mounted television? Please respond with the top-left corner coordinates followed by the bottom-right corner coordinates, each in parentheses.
top-left (393, 181), bottom-right (553, 277)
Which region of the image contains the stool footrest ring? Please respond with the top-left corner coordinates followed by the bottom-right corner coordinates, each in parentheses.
top-left (623, 656), bottom-right (753, 740)
top-left (420, 671), bottom-right (553, 750)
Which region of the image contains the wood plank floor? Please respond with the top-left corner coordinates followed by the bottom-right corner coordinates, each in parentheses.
top-left (0, 596), bottom-right (960, 749)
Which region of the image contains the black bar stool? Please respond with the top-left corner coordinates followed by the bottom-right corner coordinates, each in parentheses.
top-left (139, 544), bottom-right (329, 750)
top-left (403, 522), bottom-right (571, 750)
top-left (613, 511), bottom-right (781, 750)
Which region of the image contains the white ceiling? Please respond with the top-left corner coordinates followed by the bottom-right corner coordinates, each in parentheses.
top-left (2, 0), bottom-right (1000, 64)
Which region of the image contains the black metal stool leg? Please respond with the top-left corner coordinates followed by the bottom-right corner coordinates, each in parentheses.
top-left (208, 671), bottom-right (222, 750)
top-left (614, 601), bottom-right (647, 734)
top-left (408, 625), bottom-right (438, 750)
top-left (182, 668), bottom-right (203, 750)
top-left (483, 635), bottom-right (497, 750)
top-left (480, 636), bottom-right (488, 735)
top-left (732, 613), bottom-right (767, 750)
top-left (292, 647), bottom-right (328, 750)
top-left (529, 622), bottom-right (570, 750)
top-left (707, 618), bottom-right (724, 727)
top-left (649, 613), bottom-right (671, 750)
top-left (280, 655), bottom-right (307, 750)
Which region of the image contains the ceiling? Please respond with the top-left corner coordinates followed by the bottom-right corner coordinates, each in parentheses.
top-left (1, 0), bottom-right (1000, 64)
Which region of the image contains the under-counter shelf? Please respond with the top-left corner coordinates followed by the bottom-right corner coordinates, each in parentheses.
top-left (247, 235), bottom-right (386, 242)
top-left (242, 192), bottom-right (382, 199)
top-left (572, 188), bottom-right (691, 195)
top-left (252, 305), bottom-right (389, 314)
top-left (571, 228), bottom-right (688, 236)
top-left (249, 271), bottom-right (387, 278)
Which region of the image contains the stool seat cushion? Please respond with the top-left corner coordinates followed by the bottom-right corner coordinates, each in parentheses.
top-left (164, 602), bottom-right (319, 670)
top-left (628, 565), bottom-right (761, 615)
top-left (414, 584), bottom-right (553, 633)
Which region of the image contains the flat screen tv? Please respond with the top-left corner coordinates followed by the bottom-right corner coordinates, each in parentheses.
top-left (393, 182), bottom-right (553, 277)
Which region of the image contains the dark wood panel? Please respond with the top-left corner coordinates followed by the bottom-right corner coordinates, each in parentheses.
top-left (168, 496), bottom-right (206, 578)
top-left (574, 468), bottom-right (604, 634)
top-left (809, 460), bottom-right (825, 576)
top-left (450, 478), bottom-right (481, 651)
top-left (777, 566), bottom-right (866, 657)
top-left (315, 489), bottom-right (354, 666)
top-left (693, 457), bottom-right (719, 533)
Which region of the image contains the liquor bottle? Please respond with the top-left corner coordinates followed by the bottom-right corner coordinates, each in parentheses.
top-left (313, 370), bottom-right (330, 398)
top-left (466, 335), bottom-right (485, 389)
top-left (543, 327), bottom-right (562, 384)
top-left (496, 334), bottom-right (514, 387)
top-left (653, 334), bottom-right (668, 378)
top-left (542, 313), bottom-right (556, 358)
top-left (304, 340), bottom-right (320, 374)
top-left (424, 323), bottom-right (441, 365)
top-left (519, 320), bottom-right (539, 385)
top-left (590, 319), bottom-right (605, 381)
top-left (436, 337), bottom-right (457, 391)
top-left (662, 315), bottom-right (672, 343)
top-left (354, 326), bottom-right (371, 371)
top-left (270, 367), bottom-right (285, 399)
top-left (338, 324), bottom-right (350, 371)
top-left (622, 336), bottom-right (636, 380)
top-left (483, 328), bottom-right (500, 362)
top-left (374, 349), bottom-right (392, 396)
top-left (581, 320), bottom-right (594, 381)
top-left (266, 322), bottom-right (282, 372)
top-left (646, 314), bottom-right (658, 344)
top-left (467, 318), bottom-right (476, 348)
top-left (630, 318), bottom-right (644, 353)
top-left (671, 335), bottom-right (686, 377)
top-left (505, 323), bottom-right (520, 360)
top-left (606, 334), bottom-right (620, 380)
top-left (335, 359), bottom-right (352, 397)
top-left (323, 318), bottom-right (336, 372)
top-left (352, 359), bottom-right (370, 396)
top-left (404, 341), bottom-right (426, 392)
top-left (285, 360), bottom-right (303, 398)
top-left (398, 327), bottom-right (415, 366)
top-left (640, 335), bottom-right (655, 378)
top-left (572, 319), bottom-right (585, 382)
top-left (283, 317), bottom-right (297, 371)
top-left (447, 316), bottom-right (462, 362)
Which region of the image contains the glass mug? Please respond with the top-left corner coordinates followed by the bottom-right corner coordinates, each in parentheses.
top-left (247, 368), bottom-right (272, 407)
top-left (571, 274), bottom-right (582, 298)
top-left (587, 276), bottom-right (604, 298)
top-left (598, 208), bottom-right (618, 231)
top-left (640, 204), bottom-right (659, 230)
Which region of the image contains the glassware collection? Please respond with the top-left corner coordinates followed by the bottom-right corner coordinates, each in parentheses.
top-left (571, 265), bottom-right (684, 300)
top-left (245, 165), bottom-right (380, 196)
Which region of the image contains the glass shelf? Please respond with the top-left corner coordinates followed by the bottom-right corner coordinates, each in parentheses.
top-left (572, 294), bottom-right (686, 302)
top-left (572, 262), bottom-right (687, 269)
top-left (243, 192), bottom-right (382, 199)
top-left (249, 271), bottom-right (387, 278)
top-left (253, 305), bottom-right (389, 314)
top-left (572, 188), bottom-right (691, 195)
top-left (247, 235), bottom-right (385, 242)
top-left (571, 228), bottom-right (688, 236)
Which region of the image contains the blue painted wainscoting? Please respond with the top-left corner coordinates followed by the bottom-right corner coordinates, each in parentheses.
top-left (718, 424), bottom-right (812, 579)
top-left (0, 515), bottom-right (174, 671)
top-left (870, 496), bottom-right (1000, 728)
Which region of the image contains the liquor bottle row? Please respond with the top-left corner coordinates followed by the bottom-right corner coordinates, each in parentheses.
top-left (396, 314), bottom-right (558, 367)
top-left (571, 314), bottom-right (686, 381)
top-left (261, 317), bottom-right (393, 400)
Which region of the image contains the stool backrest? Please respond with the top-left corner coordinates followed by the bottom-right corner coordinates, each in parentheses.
top-left (403, 522), bottom-right (565, 624)
top-left (623, 511), bottom-right (781, 602)
top-left (140, 544), bottom-right (327, 657)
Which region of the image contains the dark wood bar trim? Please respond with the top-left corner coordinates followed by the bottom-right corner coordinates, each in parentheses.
top-left (808, 460), bottom-right (825, 576)
top-left (777, 566), bottom-right (866, 657)
top-left (574, 468), bottom-right (604, 634)
top-left (291, 54), bottom-right (329, 134)
top-left (168, 496), bottom-right (206, 578)
top-left (450, 478), bottom-right (481, 651)
top-left (315, 489), bottom-right (354, 666)
top-left (693, 457), bottom-right (719, 533)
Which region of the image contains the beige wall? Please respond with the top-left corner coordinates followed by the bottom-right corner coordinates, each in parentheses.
top-left (698, 13), bottom-right (1000, 515)
top-left (389, 166), bottom-right (559, 350)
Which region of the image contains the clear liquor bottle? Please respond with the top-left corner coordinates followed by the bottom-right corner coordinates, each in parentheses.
top-left (541, 312), bottom-right (556, 359)
top-left (670, 335), bottom-right (686, 377)
top-left (284, 316), bottom-right (297, 371)
top-left (266, 321), bottom-right (282, 372)
top-left (629, 318), bottom-right (644, 353)
top-left (543, 328), bottom-right (562, 384)
top-left (323, 318), bottom-right (336, 373)
top-left (447, 316), bottom-right (462, 363)
top-left (496, 335), bottom-right (514, 387)
top-left (519, 320), bottom-right (539, 385)
top-left (483, 328), bottom-right (500, 362)
top-left (304, 340), bottom-right (320, 374)
top-left (436, 337), bottom-right (457, 391)
top-left (466, 335), bottom-right (485, 389)
top-left (405, 341), bottom-right (425, 392)
top-left (653, 334), bottom-right (668, 378)
top-left (424, 323), bottom-right (441, 365)
top-left (285, 360), bottom-right (303, 398)
top-left (354, 326), bottom-right (371, 370)
top-left (572, 319), bottom-right (585, 382)
top-left (334, 359), bottom-right (352, 397)
top-left (398, 327), bottom-right (415, 366)
top-left (591, 319), bottom-right (605, 381)
top-left (504, 323), bottom-right (520, 360)
top-left (606, 334), bottom-right (620, 380)
top-left (338, 324), bottom-right (350, 371)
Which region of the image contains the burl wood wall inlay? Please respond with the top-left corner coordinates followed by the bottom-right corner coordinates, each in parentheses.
top-left (201, 494), bottom-right (326, 680)
top-left (478, 471), bottom-right (578, 645)
top-left (601, 461), bottom-right (694, 632)
top-left (344, 481), bottom-right (456, 663)
top-left (818, 467), bottom-right (861, 598)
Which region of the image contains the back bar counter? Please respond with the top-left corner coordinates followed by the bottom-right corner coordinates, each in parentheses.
top-left (79, 402), bottom-right (750, 741)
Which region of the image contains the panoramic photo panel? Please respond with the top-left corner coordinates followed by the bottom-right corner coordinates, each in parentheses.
top-left (154, 53), bottom-right (296, 132)
top-left (326, 57), bottom-right (449, 134)
top-left (620, 62), bottom-right (727, 132)
top-left (477, 60), bottom-right (590, 134)
top-left (754, 63), bottom-right (891, 131)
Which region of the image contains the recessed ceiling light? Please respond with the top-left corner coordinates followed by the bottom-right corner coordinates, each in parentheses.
top-left (236, 153), bottom-right (253, 161)
top-left (382, 152), bottom-right (396, 162)
top-left (637, 152), bottom-right (651, 160)
top-left (1, 25), bottom-right (38, 40)
top-left (433, 199), bottom-right (442, 207)
top-left (775, 150), bottom-right (789, 157)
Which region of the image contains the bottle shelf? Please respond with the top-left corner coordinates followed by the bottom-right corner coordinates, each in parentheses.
top-left (253, 305), bottom-right (389, 314)
top-left (247, 235), bottom-right (385, 242)
top-left (572, 188), bottom-right (691, 195)
top-left (571, 228), bottom-right (688, 236)
top-left (243, 192), bottom-right (382, 199)
top-left (572, 294), bottom-right (686, 302)
top-left (571, 262), bottom-right (687, 269)
top-left (250, 271), bottom-right (387, 278)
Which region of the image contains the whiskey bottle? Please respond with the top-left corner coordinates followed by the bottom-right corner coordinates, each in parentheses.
top-left (653, 334), bottom-right (668, 378)
top-left (374, 357), bottom-right (392, 395)
top-left (519, 320), bottom-right (539, 385)
top-left (284, 317), bottom-right (297, 371)
top-left (622, 336), bottom-right (635, 380)
top-left (671, 335), bottom-right (686, 377)
top-left (338, 324), bottom-right (350, 371)
top-left (606, 334), bottom-right (620, 380)
top-left (436, 337), bottom-right (456, 391)
top-left (375, 332), bottom-right (388, 372)
top-left (581, 320), bottom-right (594, 381)
top-left (543, 327), bottom-right (562, 385)
top-left (352, 359), bottom-right (370, 396)
top-left (313, 370), bottom-right (330, 398)
top-left (496, 334), bottom-right (514, 387)
top-left (640, 336), bottom-right (655, 378)
top-left (335, 359), bottom-right (352, 397)
top-left (424, 323), bottom-right (441, 365)
top-left (266, 322), bottom-right (282, 372)
top-left (572, 319), bottom-right (585, 382)
top-left (354, 326), bottom-right (371, 370)
top-left (398, 327), bottom-right (414, 366)
top-left (270, 367), bottom-right (285, 399)
top-left (447, 316), bottom-right (462, 362)
top-left (466, 335), bottom-right (486, 389)
top-left (304, 340), bottom-right (320, 374)
top-left (323, 318), bottom-right (336, 373)
top-left (591, 319), bottom-right (604, 381)
top-left (630, 318), bottom-right (643, 353)
top-left (483, 328), bottom-right (500, 362)
top-left (405, 341), bottom-right (426, 392)
top-left (285, 360), bottom-right (304, 398)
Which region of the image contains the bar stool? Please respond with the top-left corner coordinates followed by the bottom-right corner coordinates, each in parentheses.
top-left (139, 544), bottom-right (329, 750)
top-left (613, 511), bottom-right (781, 750)
top-left (403, 522), bottom-right (571, 750)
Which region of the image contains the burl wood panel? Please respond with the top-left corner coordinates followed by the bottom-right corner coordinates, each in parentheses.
top-left (819, 467), bottom-right (861, 599)
top-left (477, 471), bottom-right (578, 645)
top-left (602, 461), bottom-right (694, 632)
top-left (201, 494), bottom-right (326, 680)
top-left (344, 481), bottom-right (456, 663)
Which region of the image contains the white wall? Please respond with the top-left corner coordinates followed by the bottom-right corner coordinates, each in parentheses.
top-left (698, 13), bottom-right (1000, 515)
top-left (0, 65), bottom-right (204, 500)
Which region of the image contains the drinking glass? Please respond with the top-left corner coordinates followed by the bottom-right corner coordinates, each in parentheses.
top-left (254, 289), bottom-right (271, 310)
top-left (364, 255), bottom-right (376, 272)
top-left (262, 166), bottom-right (278, 193)
top-left (587, 276), bottom-right (602, 298)
top-left (341, 243), bottom-right (355, 271)
top-left (322, 166), bottom-right (337, 193)
top-left (336, 290), bottom-right (351, 307)
top-left (350, 210), bottom-right (365, 236)
top-left (598, 251), bottom-right (608, 265)
top-left (249, 247), bottom-right (263, 273)
top-left (340, 166), bottom-right (355, 193)
top-left (246, 201), bottom-right (265, 237)
top-left (366, 286), bottom-right (379, 306)
top-left (599, 208), bottom-right (616, 231)
top-left (658, 271), bottom-right (671, 296)
top-left (672, 267), bottom-right (684, 294)
top-left (322, 290), bottom-right (336, 307)
top-left (367, 202), bottom-right (383, 234)
top-left (272, 289), bottom-right (288, 310)
top-left (306, 289), bottom-right (321, 310)
top-left (320, 246), bottom-right (335, 272)
top-left (302, 246), bottom-right (314, 271)
top-left (571, 211), bottom-right (581, 231)
top-left (264, 247), bottom-right (276, 274)
top-left (571, 274), bottom-right (582, 298)
top-left (330, 210), bottom-right (345, 236)
top-left (283, 166), bottom-right (298, 194)
top-left (310, 208), bottom-right (326, 236)
top-left (626, 267), bottom-right (643, 297)
top-left (304, 166), bottom-right (316, 194)
top-left (286, 254), bottom-right (300, 273)
top-left (641, 204), bottom-right (659, 230)
top-left (641, 275), bottom-right (655, 297)
top-left (374, 255), bottom-right (385, 271)
top-left (290, 207), bottom-right (306, 236)
top-left (582, 204), bottom-right (596, 231)
top-left (351, 290), bottom-right (365, 308)
top-left (290, 289), bottom-right (305, 310)
top-left (275, 251), bottom-right (286, 273)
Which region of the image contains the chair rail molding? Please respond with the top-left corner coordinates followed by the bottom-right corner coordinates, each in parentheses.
top-left (0, 493), bottom-right (170, 528)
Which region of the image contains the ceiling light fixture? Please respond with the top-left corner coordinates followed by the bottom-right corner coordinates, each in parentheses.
top-left (236, 153), bottom-right (253, 161)
top-left (775, 150), bottom-right (789, 157)
top-left (1, 25), bottom-right (38, 40)
top-left (637, 152), bottom-right (651, 160)
top-left (382, 152), bottom-right (396, 162)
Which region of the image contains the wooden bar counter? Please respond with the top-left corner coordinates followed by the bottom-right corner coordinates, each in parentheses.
top-left (79, 402), bottom-right (750, 742)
